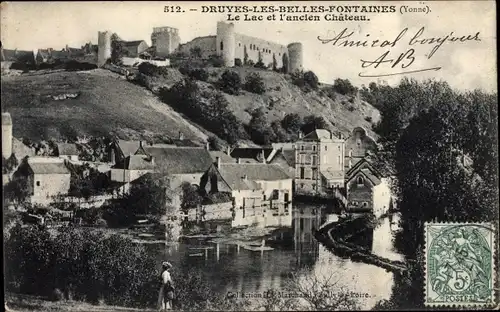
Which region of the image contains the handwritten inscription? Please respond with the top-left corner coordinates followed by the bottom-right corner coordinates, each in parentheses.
top-left (317, 27), bottom-right (481, 77)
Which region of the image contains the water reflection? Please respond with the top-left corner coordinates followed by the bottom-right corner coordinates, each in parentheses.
top-left (148, 202), bottom-right (400, 309)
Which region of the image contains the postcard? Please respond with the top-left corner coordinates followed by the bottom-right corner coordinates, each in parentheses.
top-left (1, 1), bottom-right (498, 311)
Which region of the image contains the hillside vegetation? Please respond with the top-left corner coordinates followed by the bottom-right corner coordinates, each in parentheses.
top-left (1, 63), bottom-right (380, 146)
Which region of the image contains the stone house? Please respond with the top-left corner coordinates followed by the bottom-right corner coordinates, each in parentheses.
top-left (12, 157), bottom-right (71, 205)
top-left (345, 158), bottom-right (392, 217)
top-left (200, 158), bottom-right (293, 227)
top-left (56, 143), bottom-right (79, 161)
top-left (344, 127), bottom-right (378, 170)
top-left (294, 129), bottom-right (345, 194)
top-left (120, 40), bottom-right (149, 57)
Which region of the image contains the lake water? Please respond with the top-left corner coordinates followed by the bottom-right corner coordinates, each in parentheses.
top-left (147, 203), bottom-right (401, 309)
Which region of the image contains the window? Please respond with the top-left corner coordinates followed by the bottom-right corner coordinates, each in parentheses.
top-left (313, 145), bottom-right (316, 151)
top-left (312, 155), bottom-right (317, 165)
top-left (312, 184), bottom-right (316, 190)
top-left (312, 168), bottom-right (318, 179)
top-left (357, 176), bottom-right (364, 185)
top-left (239, 43), bottom-right (241, 47)
top-left (220, 41), bottom-right (224, 51)
top-left (363, 202), bottom-right (368, 207)
top-left (36, 181), bottom-right (41, 187)
top-left (263, 194), bottom-right (267, 201)
top-left (348, 159), bottom-right (352, 168)
top-left (356, 138), bottom-right (361, 146)
top-left (300, 183), bottom-right (304, 188)
top-left (325, 146), bottom-right (328, 151)
top-left (300, 167), bottom-right (305, 179)
top-left (349, 149), bottom-right (353, 157)
top-left (301, 145), bottom-right (304, 151)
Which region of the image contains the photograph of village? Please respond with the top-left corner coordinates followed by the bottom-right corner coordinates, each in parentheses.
top-left (2, 2), bottom-right (498, 312)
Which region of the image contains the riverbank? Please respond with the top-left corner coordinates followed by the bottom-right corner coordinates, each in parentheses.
top-left (315, 215), bottom-right (407, 274)
top-left (4, 293), bottom-right (157, 312)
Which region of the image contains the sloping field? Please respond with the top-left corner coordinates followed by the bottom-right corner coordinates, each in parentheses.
top-left (1, 69), bottom-right (209, 143)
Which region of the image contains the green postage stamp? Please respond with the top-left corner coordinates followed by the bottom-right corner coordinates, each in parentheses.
top-left (425, 222), bottom-right (496, 307)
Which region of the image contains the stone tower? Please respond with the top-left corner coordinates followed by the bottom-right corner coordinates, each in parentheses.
top-left (151, 26), bottom-right (180, 57)
top-left (216, 21), bottom-right (235, 67)
top-left (287, 42), bottom-right (303, 73)
top-left (2, 112), bottom-right (13, 159)
top-left (97, 31), bottom-right (112, 67)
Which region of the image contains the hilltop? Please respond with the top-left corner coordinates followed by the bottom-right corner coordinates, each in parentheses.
top-left (1, 65), bottom-right (380, 146)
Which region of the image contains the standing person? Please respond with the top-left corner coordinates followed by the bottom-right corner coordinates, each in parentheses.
top-left (158, 261), bottom-right (175, 311)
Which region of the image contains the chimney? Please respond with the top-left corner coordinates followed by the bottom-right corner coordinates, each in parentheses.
top-left (298, 131), bottom-right (303, 139)
top-left (261, 149), bottom-right (266, 164)
top-left (330, 131), bottom-right (333, 139)
top-left (205, 141), bottom-right (210, 150)
top-left (65, 44), bottom-right (69, 52)
top-left (226, 145), bottom-right (231, 155)
top-left (236, 158), bottom-right (241, 164)
top-left (178, 131), bottom-right (184, 140)
top-left (243, 174), bottom-right (248, 180)
top-left (339, 132), bottom-right (343, 140)
top-left (216, 156), bottom-right (221, 168)
top-left (139, 140), bottom-right (143, 149)
top-left (149, 156), bottom-right (155, 166)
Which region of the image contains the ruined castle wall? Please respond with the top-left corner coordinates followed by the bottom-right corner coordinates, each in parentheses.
top-left (97, 31), bottom-right (111, 67)
top-left (234, 33), bottom-right (287, 68)
top-left (177, 36), bottom-right (216, 58)
top-left (287, 42), bottom-right (303, 73)
top-left (216, 22), bottom-right (235, 67)
top-left (152, 27), bottom-right (181, 57)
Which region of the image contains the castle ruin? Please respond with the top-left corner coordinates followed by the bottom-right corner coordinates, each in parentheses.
top-left (97, 21), bottom-right (303, 71)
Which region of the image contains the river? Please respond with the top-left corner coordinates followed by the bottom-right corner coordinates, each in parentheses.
top-left (146, 202), bottom-right (402, 310)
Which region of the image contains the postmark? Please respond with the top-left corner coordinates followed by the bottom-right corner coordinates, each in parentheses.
top-left (425, 222), bottom-right (496, 307)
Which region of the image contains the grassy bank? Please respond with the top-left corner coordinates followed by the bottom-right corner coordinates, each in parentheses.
top-left (5, 293), bottom-right (157, 312)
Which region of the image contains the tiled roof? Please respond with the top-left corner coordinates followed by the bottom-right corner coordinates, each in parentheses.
top-left (12, 138), bottom-right (35, 159)
top-left (302, 129), bottom-right (341, 141)
top-left (117, 140), bottom-right (142, 156)
top-left (56, 143), bottom-right (79, 156)
top-left (113, 154), bottom-right (155, 170)
top-left (346, 158), bottom-right (383, 186)
top-left (281, 149), bottom-right (296, 167)
top-left (209, 151), bottom-right (235, 163)
top-left (360, 168), bottom-right (381, 185)
top-left (320, 168), bottom-right (344, 180)
top-left (143, 146), bottom-right (213, 174)
top-left (28, 161), bottom-right (70, 175)
top-left (121, 40), bottom-right (147, 47)
top-left (230, 148), bottom-right (274, 162)
top-left (218, 163), bottom-right (291, 190)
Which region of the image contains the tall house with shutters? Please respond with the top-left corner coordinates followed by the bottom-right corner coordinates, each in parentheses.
top-left (294, 129), bottom-right (345, 195)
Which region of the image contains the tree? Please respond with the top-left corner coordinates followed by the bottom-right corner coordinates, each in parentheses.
top-left (282, 53), bottom-right (289, 74)
top-left (301, 115), bottom-right (328, 134)
top-left (243, 46), bottom-right (249, 65)
top-left (272, 53), bottom-right (277, 71)
top-left (110, 33), bottom-right (126, 65)
top-left (248, 108), bottom-right (276, 145)
top-left (254, 51), bottom-right (265, 69)
top-left (190, 46), bottom-right (202, 58)
top-left (125, 174), bottom-right (171, 216)
top-left (180, 182), bottom-right (203, 212)
top-left (333, 78), bottom-right (358, 96)
top-left (244, 72), bottom-right (266, 94)
top-left (303, 71), bottom-right (319, 90)
top-left (281, 113), bottom-right (303, 134)
top-left (218, 70), bottom-right (241, 95)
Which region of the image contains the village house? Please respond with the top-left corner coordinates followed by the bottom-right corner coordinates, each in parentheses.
top-left (110, 154), bottom-right (155, 183)
top-left (294, 129), bottom-right (345, 195)
top-left (229, 147), bottom-right (274, 164)
top-left (345, 157), bottom-right (393, 217)
top-left (200, 158), bottom-right (293, 227)
top-left (12, 156), bottom-right (71, 205)
top-left (56, 143), bottom-right (79, 161)
top-left (1, 46), bottom-right (36, 70)
top-left (344, 127), bottom-right (378, 170)
top-left (267, 147), bottom-right (296, 178)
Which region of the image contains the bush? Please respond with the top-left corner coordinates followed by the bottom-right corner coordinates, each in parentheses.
top-left (138, 62), bottom-right (168, 78)
top-left (348, 105), bottom-right (356, 112)
top-left (333, 78), bottom-right (358, 96)
top-left (291, 70), bottom-right (319, 92)
top-left (189, 68), bottom-right (209, 81)
top-left (5, 225), bottom-right (159, 307)
top-left (234, 58), bottom-right (242, 67)
top-left (218, 70), bottom-right (241, 95)
top-left (207, 54), bottom-right (224, 67)
top-left (244, 72), bottom-right (266, 94)
top-left (365, 116), bottom-right (373, 122)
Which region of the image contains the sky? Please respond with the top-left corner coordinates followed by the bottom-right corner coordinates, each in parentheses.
top-left (1, 1), bottom-right (497, 92)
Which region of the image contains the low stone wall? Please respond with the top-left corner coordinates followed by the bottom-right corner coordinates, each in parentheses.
top-left (121, 57), bottom-right (170, 67)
